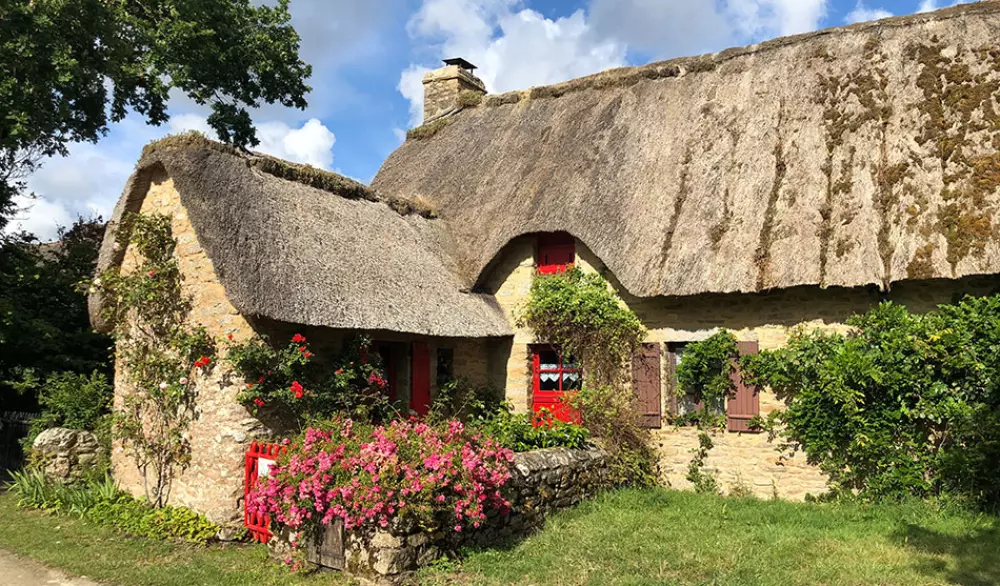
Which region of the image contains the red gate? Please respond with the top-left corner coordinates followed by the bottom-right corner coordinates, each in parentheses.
top-left (244, 441), bottom-right (287, 543)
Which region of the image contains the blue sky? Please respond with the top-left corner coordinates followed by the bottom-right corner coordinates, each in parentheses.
top-left (9, 0), bottom-right (970, 239)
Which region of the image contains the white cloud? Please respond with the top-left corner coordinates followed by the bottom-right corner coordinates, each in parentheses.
top-left (845, 1), bottom-right (892, 23)
top-left (401, 0), bottom-right (626, 127)
top-left (256, 118), bottom-right (337, 169)
top-left (917, 0), bottom-right (975, 13)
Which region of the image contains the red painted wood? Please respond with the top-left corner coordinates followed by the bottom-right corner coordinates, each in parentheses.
top-left (537, 233), bottom-right (575, 275)
top-left (244, 441), bottom-right (287, 543)
top-left (727, 341), bottom-right (761, 433)
top-left (632, 343), bottom-right (662, 428)
top-left (410, 342), bottom-right (431, 416)
top-left (531, 345), bottom-right (581, 424)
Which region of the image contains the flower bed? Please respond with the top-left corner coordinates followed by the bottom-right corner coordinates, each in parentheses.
top-left (248, 417), bottom-right (515, 570)
top-left (252, 417), bottom-right (612, 579)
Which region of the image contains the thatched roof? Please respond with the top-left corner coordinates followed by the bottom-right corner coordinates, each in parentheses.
top-left (374, 2), bottom-right (1000, 298)
top-left (89, 134), bottom-right (511, 338)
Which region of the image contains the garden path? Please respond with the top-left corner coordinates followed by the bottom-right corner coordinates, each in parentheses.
top-left (0, 548), bottom-right (101, 586)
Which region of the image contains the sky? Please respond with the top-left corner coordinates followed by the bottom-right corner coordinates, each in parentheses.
top-left (7, 0), bottom-right (973, 240)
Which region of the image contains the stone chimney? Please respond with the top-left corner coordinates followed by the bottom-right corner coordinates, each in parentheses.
top-left (422, 58), bottom-right (487, 123)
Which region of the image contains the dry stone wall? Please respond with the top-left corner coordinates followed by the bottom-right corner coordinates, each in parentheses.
top-left (278, 446), bottom-right (611, 581)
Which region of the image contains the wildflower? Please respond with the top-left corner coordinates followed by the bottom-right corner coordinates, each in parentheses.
top-left (158, 382), bottom-right (168, 390)
top-left (179, 377), bottom-right (189, 385)
top-left (254, 398), bottom-right (265, 408)
top-left (292, 333), bottom-right (306, 344)
top-left (146, 271), bottom-right (155, 278)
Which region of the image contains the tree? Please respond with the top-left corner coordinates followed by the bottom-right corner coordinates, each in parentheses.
top-left (0, 219), bottom-right (112, 411)
top-left (0, 0), bottom-right (312, 230)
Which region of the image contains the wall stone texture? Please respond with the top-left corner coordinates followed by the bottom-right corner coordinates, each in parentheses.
top-left (422, 65), bottom-right (486, 123)
top-left (275, 446), bottom-right (611, 582)
top-left (31, 428), bottom-right (103, 483)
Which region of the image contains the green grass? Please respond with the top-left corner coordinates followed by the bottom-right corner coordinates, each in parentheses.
top-left (0, 491), bottom-right (346, 586)
top-left (4, 487), bottom-right (1000, 586)
top-left (421, 489), bottom-right (1000, 586)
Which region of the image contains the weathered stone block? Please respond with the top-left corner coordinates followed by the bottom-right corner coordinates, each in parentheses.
top-left (32, 428), bottom-right (103, 483)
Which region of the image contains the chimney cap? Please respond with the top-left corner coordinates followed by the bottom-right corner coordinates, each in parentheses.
top-left (443, 57), bottom-right (478, 71)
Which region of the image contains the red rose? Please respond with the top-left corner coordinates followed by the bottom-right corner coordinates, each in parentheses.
top-left (290, 381), bottom-right (304, 399)
top-left (304, 351), bottom-right (313, 359)
top-left (258, 376), bottom-right (265, 384)
top-left (246, 383), bottom-right (254, 389)
top-left (291, 334), bottom-right (306, 344)
top-left (146, 271), bottom-right (155, 278)
top-left (335, 368), bottom-right (343, 375)
top-left (253, 398), bottom-right (265, 408)
top-left (298, 346), bottom-right (307, 353)
top-left (227, 334), bottom-right (233, 341)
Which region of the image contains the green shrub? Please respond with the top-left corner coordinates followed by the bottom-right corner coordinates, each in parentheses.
top-left (518, 268), bottom-right (645, 387)
top-left (85, 497), bottom-right (219, 544)
top-left (567, 386), bottom-right (659, 487)
top-left (674, 330), bottom-right (738, 427)
top-left (742, 296), bottom-right (1000, 508)
top-left (7, 469), bottom-right (219, 543)
top-left (11, 370), bottom-right (112, 449)
top-left (685, 432), bottom-right (719, 495)
top-left (472, 407), bottom-right (589, 452)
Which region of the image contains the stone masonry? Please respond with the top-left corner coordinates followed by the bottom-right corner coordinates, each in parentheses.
top-left (422, 64), bottom-right (486, 123)
top-left (32, 428), bottom-right (103, 483)
top-left (276, 446), bottom-right (611, 582)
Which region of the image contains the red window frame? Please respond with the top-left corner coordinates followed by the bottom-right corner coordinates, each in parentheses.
top-left (536, 233), bottom-right (575, 275)
top-left (531, 345), bottom-right (581, 423)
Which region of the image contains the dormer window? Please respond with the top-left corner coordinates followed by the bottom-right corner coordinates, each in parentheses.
top-left (536, 233), bottom-right (575, 275)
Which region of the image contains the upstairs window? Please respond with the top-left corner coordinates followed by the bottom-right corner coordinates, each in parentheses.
top-left (536, 233), bottom-right (575, 275)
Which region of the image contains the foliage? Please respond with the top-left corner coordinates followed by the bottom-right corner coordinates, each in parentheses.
top-left (9, 468), bottom-right (119, 513)
top-left (742, 296), bottom-right (1000, 508)
top-left (425, 377), bottom-right (505, 424)
top-left (674, 330), bottom-right (739, 425)
top-left (0, 0), bottom-right (311, 229)
top-left (0, 219), bottom-right (111, 410)
top-left (518, 267), bottom-right (646, 387)
top-left (11, 370), bottom-right (113, 450)
top-left (7, 468), bottom-right (218, 544)
top-left (685, 432), bottom-right (719, 495)
top-left (566, 386), bottom-right (659, 487)
top-left (472, 408), bottom-right (589, 453)
top-left (227, 333), bottom-right (393, 426)
top-left (89, 213), bottom-right (215, 507)
top-left (249, 417), bottom-right (514, 567)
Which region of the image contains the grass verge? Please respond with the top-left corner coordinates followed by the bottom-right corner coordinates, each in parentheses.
top-left (0, 491), bottom-right (345, 586)
top-left (420, 488), bottom-right (1000, 586)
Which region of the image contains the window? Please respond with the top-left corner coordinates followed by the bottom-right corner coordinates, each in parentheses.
top-left (531, 346), bottom-right (581, 423)
top-left (536, 233), bottom-right (575, 275)
top-left (436, 348), bottom-right (454, 389)
top-left (667, 341), bottom-right (761, 433)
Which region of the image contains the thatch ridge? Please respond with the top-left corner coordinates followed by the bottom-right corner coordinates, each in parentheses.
top-left (374, 3), bottom-right (1000, 299)
top-left (90, 136), bottom-right (510, 338)
top-left (481, 2), bottom-right (1000, 108)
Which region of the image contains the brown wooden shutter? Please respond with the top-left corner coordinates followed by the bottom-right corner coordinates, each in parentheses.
top-left (727, 341), bottom-right (760, 433)
top-left (632, 343), bottom-right (662, 428)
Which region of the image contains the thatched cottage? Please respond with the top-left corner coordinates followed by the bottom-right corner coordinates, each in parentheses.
top-left (94, 2), bottom-right (1000, 523)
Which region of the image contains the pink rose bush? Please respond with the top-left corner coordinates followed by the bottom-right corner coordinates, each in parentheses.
top-left (248, 417), bottom-right (515, 546)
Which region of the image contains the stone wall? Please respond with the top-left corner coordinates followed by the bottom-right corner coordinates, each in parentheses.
top-left (286, 446), bottom-right (611, 581)
top-left (479, 234), bottom-right (1000, 499)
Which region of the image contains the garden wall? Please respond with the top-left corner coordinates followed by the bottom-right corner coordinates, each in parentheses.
top-left (280, 446), bottom-right (611, 580)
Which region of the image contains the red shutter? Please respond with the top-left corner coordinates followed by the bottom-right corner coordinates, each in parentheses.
top-left (537, 234), bottom-right (575, 274)
top-left (727, 341), bottom-right (760, 433)
top-left (410, 342), bottom-right (431, 417)
top-left (632, 343), bottom-right (662, 428)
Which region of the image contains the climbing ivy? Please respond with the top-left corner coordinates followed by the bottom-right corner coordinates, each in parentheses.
top-left (517, 267), bottom-right (645, 387)
top-left (88, 213), bottom-right (214, 508)
top-left (675, 330), bottom-right (739, 428)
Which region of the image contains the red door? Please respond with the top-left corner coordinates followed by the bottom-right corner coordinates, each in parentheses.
top-left (410, 342), bottom-right (431, 417)
top-left (531, 346), bottom-right (581, 423)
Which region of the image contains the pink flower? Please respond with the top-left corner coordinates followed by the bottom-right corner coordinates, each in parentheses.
top-left (179, 377), bottom-right (189, 385)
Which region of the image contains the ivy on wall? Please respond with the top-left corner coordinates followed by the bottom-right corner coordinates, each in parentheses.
top-left (517, 267), bottom-right (646, 387)
top-left (674, 330), bottom-right (739, 429)
top-left (89, 213), bottom-right (215, 508)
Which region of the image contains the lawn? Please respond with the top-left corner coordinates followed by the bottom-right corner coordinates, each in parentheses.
top-left (2, 488), bottom-right (999, 586)
top-left (422, 489), bottom-right (1000, 586)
